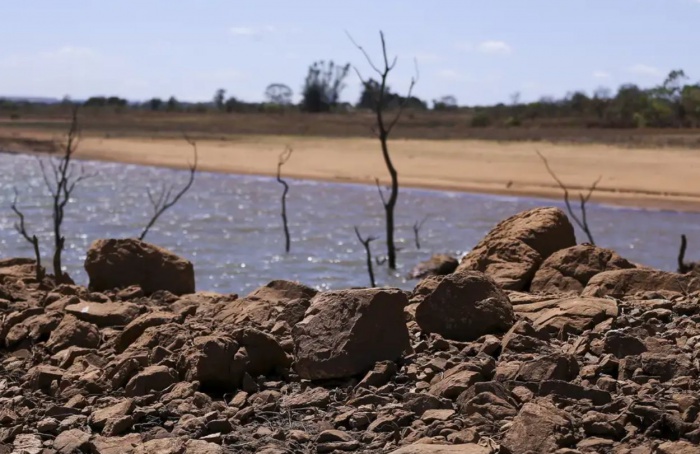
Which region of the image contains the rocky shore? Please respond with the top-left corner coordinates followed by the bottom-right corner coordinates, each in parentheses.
top-left (2, 207), bottom-right (700, 453)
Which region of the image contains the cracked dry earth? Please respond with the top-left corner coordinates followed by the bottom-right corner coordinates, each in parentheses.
top-left (2, 207), bottom-right (700, 454)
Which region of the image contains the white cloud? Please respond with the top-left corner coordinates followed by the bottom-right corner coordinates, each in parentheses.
top-left (593, 70), bottom-right (612, 79)
top-left (229, 25), bottom-right (278, 38)
top-left (628, 64), bottom-right (663, 77)
top-left (477, 40), bottom-right (512, 55)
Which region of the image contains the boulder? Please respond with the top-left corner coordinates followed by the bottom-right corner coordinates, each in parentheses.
top-left (456, 207), bottom-right (576, 290)
top-left (501, 400), bottom-right (575, 454)
top-left (65, 301), bottom-right (141, 327)
top-left (530, 244), bottom-right (635, 294)
top-left (582, 268), bottom-right (700, 298)
top-left (408, 254), bottom-right (459, 280)
top-left (293, 288), bottom-right (410, 380)
top-left (216, 280), bottom-right (317, 327)
top-left (415, 271), bottom-right (514, 341)
top-left (116, 311), bottom-right (182, 352)
top-left (46, 315), bottom-right (100, 353)
top-left (514, 297), bottom-right (618, 336)
top-left (84, 238), bottom-right (194, 295)
top-left (124, 365), bottom-right (178, 396)
top-left (53, 429), bottom-right (90, 454)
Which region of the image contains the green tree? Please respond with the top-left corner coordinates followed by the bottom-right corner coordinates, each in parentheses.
top-left (166, 96), bottom-right (179, 111)
top-left (213, 88), bottom-right (226, 111)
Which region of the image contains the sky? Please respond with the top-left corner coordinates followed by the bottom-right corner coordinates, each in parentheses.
top-left (0, 0), bottom-right (698, 106)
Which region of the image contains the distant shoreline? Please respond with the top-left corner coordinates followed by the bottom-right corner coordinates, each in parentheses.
top-left (3, 129), bottom-right (700, 213)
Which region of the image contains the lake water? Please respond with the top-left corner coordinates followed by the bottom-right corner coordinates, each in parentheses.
top-left (2, 152), bottom-right (700, 295)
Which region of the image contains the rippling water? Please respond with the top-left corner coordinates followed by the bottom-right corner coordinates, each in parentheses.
top-left (2, 152), bottom-right (700, 294)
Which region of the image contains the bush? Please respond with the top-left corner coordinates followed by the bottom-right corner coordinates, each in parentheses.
top-left (471, 113), bottom-right (492, 127)
top-left (505, 116), bottom-right (522, 127)
top-left (9, 113), bottom-right (20, 120)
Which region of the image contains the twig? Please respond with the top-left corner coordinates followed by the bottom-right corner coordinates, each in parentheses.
top-left (139, 135), bottom-right (198, 240)
top-left (536, 149), bottom-right (599, 245)
top-left (277, 146), bottom-right (293, 253)
top-left (10, 188), bottom-right (43, 280)
top-left (354, 226), bottom-right (378, 287)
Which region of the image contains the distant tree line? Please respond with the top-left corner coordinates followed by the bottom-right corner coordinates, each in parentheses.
top-left (2, 66), bottom-right (700, 129)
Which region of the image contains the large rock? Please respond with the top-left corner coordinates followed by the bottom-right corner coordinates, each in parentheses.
top-left (501, 400), bottom-right (575, 454)
top-left (116, 311), bottom-right (182, 352)
top-left (293, 288), bottom-right (410, 380)
top-left (84, 238), bottom-right (194, 296)
top-left (514, 297), bottom-right (618, 336)
top-left (456, 207), bottom-right (576, 290)
top-left (582, 268), bottom-right (700, 298)
top-left (179, 328), bottom-right (290, 391)
top-left (415, 271), bottom-right (514, 341)
top-left (216, 280), bottom-right (317, 328)
top-left (530, 244), bottom-right (635, 294)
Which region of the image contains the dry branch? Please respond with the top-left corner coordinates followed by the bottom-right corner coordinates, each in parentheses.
top-left (347, 30), bottom-right (418, 269)
top-left (277, 146), bottom-right (293, 253)
top-left (536, 150), bottom-right (600, 245)
top-left (413, 215), bottom-right (429, 250)
top-left (10, 188), bottom-right (43, 280)
top-left (139, 135), bottom-right (198, 240)
top-left (354, 226), bottom-right (378, 287)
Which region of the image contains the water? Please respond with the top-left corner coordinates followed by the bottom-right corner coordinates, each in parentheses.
top-left (2, 152), bottom-right (700, 295)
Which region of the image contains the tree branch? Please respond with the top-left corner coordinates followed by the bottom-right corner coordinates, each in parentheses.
top-left (277, 145), bottom-right (293, 253)
top-left (354, 226), bottom-right (378, 287)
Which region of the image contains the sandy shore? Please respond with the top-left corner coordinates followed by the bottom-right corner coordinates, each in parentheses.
top-left (3, 129), bottom-right (700, 212)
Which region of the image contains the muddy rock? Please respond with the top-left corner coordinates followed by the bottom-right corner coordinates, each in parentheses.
top-left (530, 244), bottom-right (636, 294)
top-left (456, 207), bottom-right (576, 290)
top-left (85, 238), bottom-right (195, 295)
top-left (293, 288), bottom-right (410, 380)
top-left (415, 271), bottom-right (514, 341)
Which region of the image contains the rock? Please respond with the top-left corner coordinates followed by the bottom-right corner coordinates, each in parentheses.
top-left (429, 365), bottom-right (484, 399)
top-left (402, 393), bottom-right (451, 416)
top-left (514, 297), bottom-right (618, 336)
top-left (582, 268), bottom-right (700, 298)
top-left (516, 354), bottom-right (579, 382)
top-left (293, 288), bottom-right (410, 380)
top-left (501, 400), bottom-right (575, 454)
top-left (46, 314), bottom-right (100, 353)
top-left (65, 301), bottom-right (141, 327)
top-left (656, 441), bottom-right (700, 454)
top-left (116, 311), bottom-right (182, 352)
top-left (132, 438), bottom-right (185, 454)
top-left (12, 434), bottom-right (43, 454)
top-left (53, 428), bottom-right (91, 454)
top-left (456, 207), bottom-right (576, 290)
top-left (184, 439), bottom-right (225, 454)
top-left (89, 398), bottom-right (135, 430)
top-left (89, 434), bottom-right (143, 454)
top-left (25, 365), bottom-right (65, 391)
top-left (530, 244), bottom-right (636, 294)
top-left (538, 380), bottom-right (612, 405)
top-left (415, 271), bottom-right (514, 341)
top-left (282, 387), bottom-right (330, 409)
top-left (217, 280), bottom-right (317, 327)
top-left (408, 254), bottom-right (459, 280)
top-left (124, 365), bottom-right (178, 396)
top-left (603, 331), bottom-right (647, 358)
top-left (85, 238), bottom-right (195, 295)
top-left (316, 430), bottom-right (360, 453)
top-left (357, 361), bottom-right (397, 389)
top-left (388, 444), bottom-right (491, 454)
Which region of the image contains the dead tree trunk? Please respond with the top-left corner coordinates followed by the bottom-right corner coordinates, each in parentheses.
top-left (37, 106), bottom-right (93, 281)
top-left (277, 146), bottom-right (293, 253)
top-left (677, 234), bottom-right (698, 273)
top-left (354, 226), bottom-right (377, 287)
top-left (139, 136), bottom-right (198, 240)
top-left (536, 150), bottom-right (600, 245)
top-left (348, 31), bottom-right (418, 269)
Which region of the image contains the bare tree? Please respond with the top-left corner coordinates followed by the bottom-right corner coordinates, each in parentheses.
top-left (354, 226), bottom-right (377, 287)
top-left (348, 30), bottom-right (418, 269)
top-left (536, 150), bottom-right (600, 245)
top-left (413, 215), bottom-right (429, 250)
top-left (10, 189), bottom-right (43, 281)
top-left (277, 146), bottom-right (293, 253)
top-left (139, 136), bottom-right (198, 240)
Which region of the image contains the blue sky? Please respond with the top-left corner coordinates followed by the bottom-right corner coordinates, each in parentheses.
top-left (1, 0), bottom-right (698, 105)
